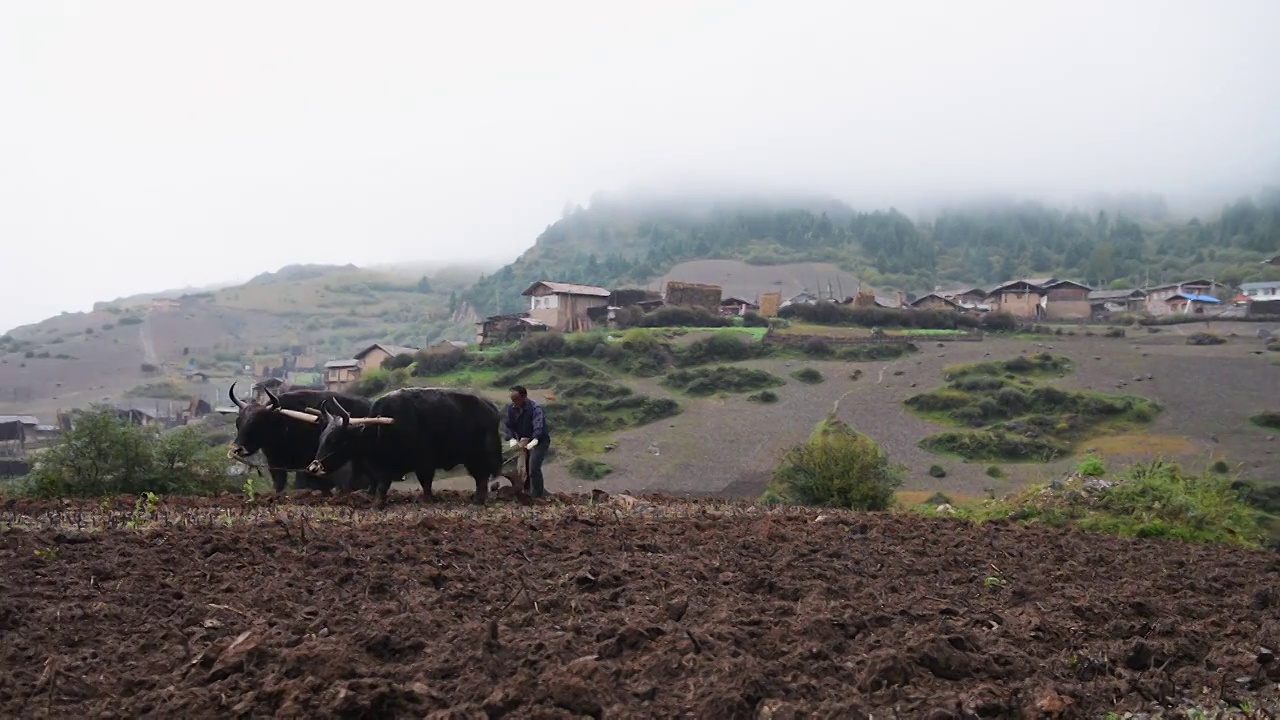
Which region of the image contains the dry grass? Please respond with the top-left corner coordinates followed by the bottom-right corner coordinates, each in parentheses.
top-left (1086, 432), bottom-right (1198, 458)
top-left (774, 323), bottom-right (872, 338)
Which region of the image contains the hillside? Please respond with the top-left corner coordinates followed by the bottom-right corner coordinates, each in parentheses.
top-left (0, 262), bottom-right (496, 419)
top-left (463, 190), bottom-right (1280, 317)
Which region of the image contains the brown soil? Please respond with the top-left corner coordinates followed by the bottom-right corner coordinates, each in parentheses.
top-left (3, 493), bottom-right (1280, 718)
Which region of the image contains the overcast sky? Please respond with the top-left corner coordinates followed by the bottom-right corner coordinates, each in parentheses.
top-left (2, 0), bottom-right (1278, 332)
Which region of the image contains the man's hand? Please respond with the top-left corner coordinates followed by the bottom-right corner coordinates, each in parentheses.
top-left (519, 438), bottom-right (530, 450)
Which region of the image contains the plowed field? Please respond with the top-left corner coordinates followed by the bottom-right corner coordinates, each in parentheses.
top-left (3, 492), bottom-right (1280, 718)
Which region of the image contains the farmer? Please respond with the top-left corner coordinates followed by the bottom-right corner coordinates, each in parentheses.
top-left (504, 385), bottom-right (550, 498)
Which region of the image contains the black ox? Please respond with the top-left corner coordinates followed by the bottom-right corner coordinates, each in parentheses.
top-left (227, 382), bottom-right (374, 495)
top-left (300, 387), bottom-right (504, 506)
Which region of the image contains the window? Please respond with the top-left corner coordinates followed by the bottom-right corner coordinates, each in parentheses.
top-left (530, 294), bottom-right (559, 310)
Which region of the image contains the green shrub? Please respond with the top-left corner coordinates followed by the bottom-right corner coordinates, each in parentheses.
top-left (1078, 455), bottom-right (1106, 477)
top-left (557, 380), bottom-right (633, 400)
top-left (764, 418), bottom-right (902, 510)
top-left (986, 465), bottom-right (1004, 478)
top-left (568, 458), bottom-right (613, 481)
top-left (1210, 459), bottom-right (1231, 474)
top-left (923, 431), bottom-right (1068, 462)
top-left (21, 408), bottom-right (234, 498)
top-left (791, 367), bottom-right (824, 384)
top-left (836, 343), bottom-right (914, 362)
top-left (662, 366), bottom-right (783, 396)
top-left (741, 311), bottom-right (770, 328)
top-left (678, 330), bottom-right (757, 366)
top-left (118, 316), bottom-right (144, 326)
top-left (747, 390), bottom-right (779, 403)
top-left (412, 346), bottom-right (467, 376)
top-left (621, 306), bottom-right (732, 329)
top-left (381, 352), bottom-right (415, 371)
top-left (928, 464), bottom-right (947, 478)
top-left (1250, 411), bottom-right (1280, 430)
top-left (980, 460), bottom-right (1265, 548)
top-left (353, 368), bottom-right (410, 397)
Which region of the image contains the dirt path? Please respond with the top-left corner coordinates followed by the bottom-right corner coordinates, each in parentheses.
top-left (3, 496), bottom-right (1279, 717)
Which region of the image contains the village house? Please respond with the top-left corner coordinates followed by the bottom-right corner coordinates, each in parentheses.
top-left (476, 313), bottom-right (548, 346)
top-left (986, 280), bottom-right (1048, 320)
top-left (354, 343), bottom-right (419, 371)
top-left (934, 286), bottom-right (989, 308)
top-left (1042, 280), bottom-right (1093, 320)
top-left (433, 339), bottom-right (469, 350)
top-left (0, 416), bottom-right (39, 455)
top-left (522, 281), bottom-right (611, 332)
top-left (1164, 292), bottom-right (1222, 315)
top-left (718, 297), bottom-right (760, 316)
top-left (323, 359), bottom-right (361, 391)
top-left (1143, 280), bottom-right (1227, 316)
top-left (1088, 288), bottom-right (1147, 316)
top-left (1240, 280), bottom-right (1280, 301)
top-left (909, 293), bottom-right (961, 312)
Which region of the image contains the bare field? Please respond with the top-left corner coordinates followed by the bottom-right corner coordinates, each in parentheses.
top-left (4, 494), bottom-right (1280, 718)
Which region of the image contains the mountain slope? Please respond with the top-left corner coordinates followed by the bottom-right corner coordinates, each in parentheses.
top-left (464, 190), bottom-right (1280, 316)
top-left (0, 262), bottom-right (496, 418)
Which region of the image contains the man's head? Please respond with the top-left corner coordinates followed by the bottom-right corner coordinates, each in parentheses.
top-left (509, 385), bottom-right (528, 407)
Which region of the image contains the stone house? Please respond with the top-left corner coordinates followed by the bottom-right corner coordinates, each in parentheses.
top-left (987, 280), bottom-right (1047, 320)
top-left (1143, 280), bottom-right (1227, 316)
top-left (909, 293), bottom-right (961, 312)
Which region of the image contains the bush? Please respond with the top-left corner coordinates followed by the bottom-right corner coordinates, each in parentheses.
top-left (678, 330), bottom-right (757, 366)
top-left (986, 465), bottom-right (1004, 478)
top-left (1078, 455), bottom-right (1106, 477)
top-left (747, 390), bottom-right (779, 403)
top-left (1250, 411), bottom-right (1280, 430)
top-left (557, 380), bottom-right (633, 400)
top-left (118, 316), bottom-right (144, 326)
top-left (1103, 327), bottom-right (1126, 338)
top-left (779, 301), bottom-right (979, 330)
top-left (928, 464), bottom-right (947, 478)
top-left (802, 337), bottom-right (832, 356)
top-left (979, 312), bottom-right (1019, 332)
top-left (21, 408), bottom-right (234, 498)
top-left (412, 347), bottom-right (466, 376)
top-left (923, 431), bottom-right (1068, 462)
top-left (741, 311), bottom-right (770, 327)
top-left (982, 460), bottom-right (1265, 548)
top-left (662, 366), bottom-right (783, 396)
top-left (381, 352), bottom-right (415, 371)
top-left (353, 368), bottom-right (410, 397)
top-left (568, 458), bottom-right (613, 481)
top-left (1211, 459), bottom-right (1231, 474)
top-left (791, 367), bottom-right (824, 384)
top-left (836, 343), bottom-right (914, 362)
top-left (765, 418), bottom-right (903, 510)
top-left (621, 306), bottom-right (732, 329)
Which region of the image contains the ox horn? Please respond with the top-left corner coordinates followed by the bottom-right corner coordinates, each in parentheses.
top-left (264, 387), bottom-right (281, 409)
top-left (228, 382), bottom-right (246, 409)
top-left (276, 408), bottom-right (319, 423)
top-left (330, 398), bottom-right (352, 427)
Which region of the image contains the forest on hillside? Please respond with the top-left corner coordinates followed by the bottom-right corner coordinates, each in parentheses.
top-left (464, 190), bottom-right (1280, 316)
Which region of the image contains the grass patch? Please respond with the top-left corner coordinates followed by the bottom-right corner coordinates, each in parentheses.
top-left (747, 390), bottom-right (779, 404)
top-left (124, 381), bottom-right (194, 399)
top-left (662, 366), bottom-right (784, 396)
top-left (933, 460), bottom-right (1266, 549)
top-left (985, 465), bottom-right (1004, 478)
top-left (1250, 411), bottom-right (1280, 431)
top-left (493, 358), bottom-right (610, 390)
top-left (549, 395), bottom-right (681, 435)
top-left (567, 457), bottom-right (613, 481)
top-left (791, 367), bottom-right (824, 384)
top-left (908, 353), bottom-right (1160, 462)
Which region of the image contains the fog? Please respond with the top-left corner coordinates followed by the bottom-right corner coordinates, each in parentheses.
top-left (2, 0), bottom-right (1278, 331)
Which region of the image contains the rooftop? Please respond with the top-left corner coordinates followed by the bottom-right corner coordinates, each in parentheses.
top-left (0, 415), bottom-right (39, 425)
top-left (521, 281), bottom-right (610, 297)
top-left (1088, 288), bottom-right (1146, 300)
top-left (354, 343), bottom-right (419, 360)
top-left (1167, 293), bottom-right (1221, 303)
top-left (324, 358), bottom-right (360, 369)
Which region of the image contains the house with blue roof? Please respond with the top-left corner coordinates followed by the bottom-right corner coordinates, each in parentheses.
top-left (1143, 279), bottom-right (1227, 316)
top-left (1163, 292), bottom-right (1222, 315)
